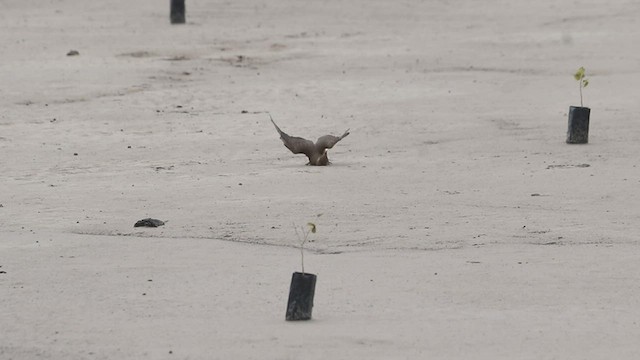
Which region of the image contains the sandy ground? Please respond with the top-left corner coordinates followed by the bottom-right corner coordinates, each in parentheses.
top-left (2, 0), bottom-right (640, 358)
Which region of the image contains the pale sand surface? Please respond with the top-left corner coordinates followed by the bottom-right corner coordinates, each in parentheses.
top-left (2, 0), bottom-right (640, 358)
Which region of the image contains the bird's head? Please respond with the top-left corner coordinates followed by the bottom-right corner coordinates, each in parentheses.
top-left (316, 150), bottom-right (330, 166)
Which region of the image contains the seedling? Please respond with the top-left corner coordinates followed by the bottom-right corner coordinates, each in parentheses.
top-left (294, 222), bottom-right (316, 274)
top-left (574, 67), bottom-right (589, 107)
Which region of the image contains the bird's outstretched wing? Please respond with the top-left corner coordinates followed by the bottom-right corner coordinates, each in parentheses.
top-left (315, 129), bottom-right (350, 151)
top-left (270, 115), bottom-right (315, 157)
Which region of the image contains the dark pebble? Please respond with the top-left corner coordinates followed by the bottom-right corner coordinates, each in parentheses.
top-left (134, 218), bottom-right (165, 228)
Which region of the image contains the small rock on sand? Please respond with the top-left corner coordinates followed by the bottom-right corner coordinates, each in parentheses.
top-left (134, 218), bottom-right (165, 228)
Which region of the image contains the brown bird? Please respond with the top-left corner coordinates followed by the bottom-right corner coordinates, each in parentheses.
top-left (270, 115), bottom-right (350, 166)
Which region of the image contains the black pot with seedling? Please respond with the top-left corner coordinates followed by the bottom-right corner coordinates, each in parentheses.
top-left (170, 0), bottom-right (185, 24)
top-left (567, 67), bottom-right (590, 144)
top-left (285, 222), bottom-right (317, 321)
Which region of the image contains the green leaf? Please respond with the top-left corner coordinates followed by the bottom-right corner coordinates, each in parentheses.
top-left (574, 67), bottom-right (585, 81)
top-left (307, 222), bottom-right (316, 233)
top-left (582, 79), bottom-right (589, 88)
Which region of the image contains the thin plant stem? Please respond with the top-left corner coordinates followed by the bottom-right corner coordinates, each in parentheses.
top-left (293, 223), bottom-right (308, 274)
top-left (579, 81), bottom-right (583, 107)
top-left (301, 243), bottom-right (305, 274)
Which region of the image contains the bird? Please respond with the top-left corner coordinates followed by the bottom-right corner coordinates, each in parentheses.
top-left (269, 114), bottom-right (350, 166)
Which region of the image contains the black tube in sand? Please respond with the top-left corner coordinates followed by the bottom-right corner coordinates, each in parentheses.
top-left (286, 272), bottom-right (316, 321)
